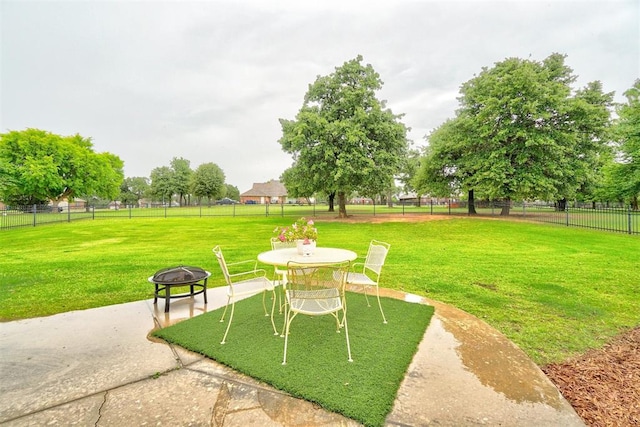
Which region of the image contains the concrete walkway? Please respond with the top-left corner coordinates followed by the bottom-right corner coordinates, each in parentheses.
top-left (0, 287), bottom-right (584, 426)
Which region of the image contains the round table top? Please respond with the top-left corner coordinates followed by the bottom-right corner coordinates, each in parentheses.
top-left (257, 247), bottom-right (358, 267)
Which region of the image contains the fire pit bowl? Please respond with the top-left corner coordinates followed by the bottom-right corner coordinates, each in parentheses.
top-left (148, 265), bottom-right (211, 312)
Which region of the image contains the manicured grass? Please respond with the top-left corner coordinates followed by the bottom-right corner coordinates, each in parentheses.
top-left (1, 216), bottom-right (638, 365)
top-left (153, 292), bottom-right (434, 427)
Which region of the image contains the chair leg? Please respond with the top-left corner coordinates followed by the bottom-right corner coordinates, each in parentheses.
top-left (277, 280), bottom-right (283, 314)
top-left (342, 308), bottom-right (353, 362)
top-left (220, 300), bottom-right (235, 344)
top-left (261, 291), bottom-right (270, 316)
top-left (269, 289), bottom-right (278, 335)
top-left (363, 285), bottom-right (372, 307)
top-left (280, 297), bottom-right (288, 337)
top-left (219, 296), bottom-right (231, 322)
top-left (282, 311), bottom-right (298, 365)
top-left (375, 286), bottom-right (387, 324)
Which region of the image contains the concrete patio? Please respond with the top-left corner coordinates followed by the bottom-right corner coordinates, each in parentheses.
top-left (0, 286), bottom-right (584, 426)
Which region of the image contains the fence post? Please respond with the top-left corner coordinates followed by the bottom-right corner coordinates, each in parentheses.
top-left (32, 204), bottom-right (37, 227)
top-left (566, 206), bottom-right (569, 227)
top-left (430, 199), bottom-right (433, 215)
top-left (629, 205), bottom-right (633, 234)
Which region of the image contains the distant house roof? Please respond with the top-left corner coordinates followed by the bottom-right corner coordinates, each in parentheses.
top-left (240, 180), bottom-right (288, 197)
top-left (398, 193), bottom-right (418, 200)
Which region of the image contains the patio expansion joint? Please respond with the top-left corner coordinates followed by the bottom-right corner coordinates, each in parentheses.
top-left (95, 390), bottom-right (107, 426)
top-left (0, 391), bottom-right (108, 426)
top-left (182, 362), bottom-right (294, 399)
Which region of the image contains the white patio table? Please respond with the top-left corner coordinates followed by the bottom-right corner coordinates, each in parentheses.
top-left (257, 246), bottom-right (358, 336)
top-left (257, 247), bottom-right (357, 267)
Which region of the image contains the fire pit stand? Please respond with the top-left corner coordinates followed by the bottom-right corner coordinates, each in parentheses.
top-left (148, 265), bottom-right (211, 312)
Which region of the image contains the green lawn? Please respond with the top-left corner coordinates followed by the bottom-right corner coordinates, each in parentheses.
top-left (1, 216), bottom-right (638, 365)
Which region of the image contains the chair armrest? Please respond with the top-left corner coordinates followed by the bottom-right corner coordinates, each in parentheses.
top-left (351, 262), bottom-right (365, 271)
top-left (226, 259), bottom-right (258, 269)
top-left (228, 268), bottom-right (267, 280)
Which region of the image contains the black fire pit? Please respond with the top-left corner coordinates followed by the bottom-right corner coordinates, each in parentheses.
top-left (148, 265), bottom-right (210, 312)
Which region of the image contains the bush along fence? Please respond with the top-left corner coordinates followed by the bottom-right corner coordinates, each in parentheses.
top-left (1, 201), bottom-right (638, 235)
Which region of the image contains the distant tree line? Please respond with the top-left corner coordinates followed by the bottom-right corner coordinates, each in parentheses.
top-left (2, 54), bottom-right (638, 214)
top-left (0, 128), bottom-right (238, 209)
top-left (120, 158), bottom-right (238, 207)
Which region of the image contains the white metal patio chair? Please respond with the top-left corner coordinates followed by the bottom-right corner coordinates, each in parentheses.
top-left (346, 240), bottom-right (390, 324)
top-left (270, 237), bottom-right (296, 313)
top-left (213, 245), bottom-right (277, 344)
top-left (282, 261), bottom-right (352, 365)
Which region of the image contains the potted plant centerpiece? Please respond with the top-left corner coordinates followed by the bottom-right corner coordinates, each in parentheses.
top-left (274, 217), bottom-right (318, 256)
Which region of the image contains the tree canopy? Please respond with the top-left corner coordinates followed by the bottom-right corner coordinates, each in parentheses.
top-left (149, 166), bottom-right (174, 204)
top-left (278, 55), bottom-right (408, 217)
top-left (607, 79), bottom-right (640, 209)
top-left (415, 53), bottom-right (613, 214)
top-left (190, 162), bottom-right (226, 206)
top-left (0, 128), bottom-right (124, 206)
top-left (119, 176), bottom-right (150, 206)
top-left (170, 157), bottom-right (193, 206)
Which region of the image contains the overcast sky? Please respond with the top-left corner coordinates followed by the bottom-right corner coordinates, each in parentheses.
top-left (1, 0), bottom-right (638, 193)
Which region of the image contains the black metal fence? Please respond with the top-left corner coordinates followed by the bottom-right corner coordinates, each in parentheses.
top-left (1, 201), bottom-right (638, 235)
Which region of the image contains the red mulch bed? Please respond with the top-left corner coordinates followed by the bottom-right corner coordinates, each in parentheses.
top-left (542, 327), bottom-right (640, 426)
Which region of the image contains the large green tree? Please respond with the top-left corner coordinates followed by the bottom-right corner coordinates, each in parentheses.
top-left (190, 162), bottom-right (226, 206)
top-left (0, 128), bottom-right (123, 207)
top-left (119, 176), bottom-right (150, 207)
top-left (149, 166), bottom-right (174, 205)
top-left (608, 80), bottom-right (640, 209)
top-left (278, 55), bottom-right (408, 217)
top-left (170, 157), bottom-right (193, 207)
top-left (417, 54), bottom-right (612, 215)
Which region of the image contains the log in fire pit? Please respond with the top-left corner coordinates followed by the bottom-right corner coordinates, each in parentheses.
top-left (148, 265), bottom-right (210, 312)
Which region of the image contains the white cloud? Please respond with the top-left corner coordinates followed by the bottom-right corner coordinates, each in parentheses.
top-left (1, 0), bottom-right (638, 192)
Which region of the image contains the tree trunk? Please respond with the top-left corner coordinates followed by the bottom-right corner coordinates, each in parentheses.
top-left (631, 195), bottom-right (638, 211)
top-left (500, 198), bottom-right (511, 216)
top-left (328, 192), bottom-right (335, 212)
top-left (468, 189), bottom-right (477, 215)
top-left (556, 198), bottom-right (567, 212)
top-left (387, 189), bottom-right (393, 208)
top-left (338, 191), bottom-right (348, 218)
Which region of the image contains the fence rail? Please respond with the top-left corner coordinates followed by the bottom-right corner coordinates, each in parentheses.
top-left (1, 201), bottom-right (638, 235)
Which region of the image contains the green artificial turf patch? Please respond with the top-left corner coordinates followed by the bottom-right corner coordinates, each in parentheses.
top-left (153, 291), bottom-right (434, 427)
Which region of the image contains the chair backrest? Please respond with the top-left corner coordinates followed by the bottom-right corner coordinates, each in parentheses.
top-left (364, 240), bottom-right (390, 275)
top-left (287, 261), bottom-right (350, 300)
top-left (212, 245), bottom-right (231, 285)
top-left (270, 237), bottom-right (296, 250)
